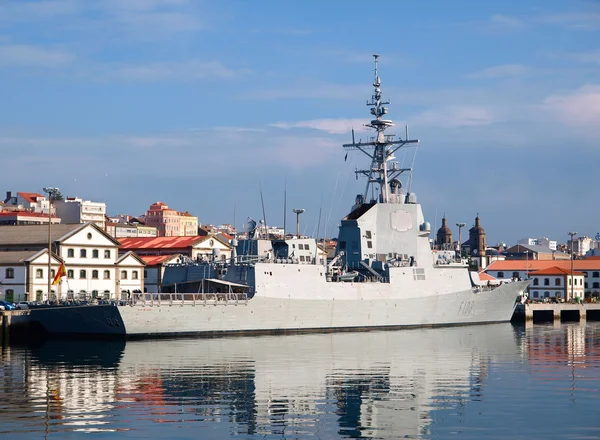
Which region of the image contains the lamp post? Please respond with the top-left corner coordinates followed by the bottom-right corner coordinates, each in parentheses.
top-left (568, 231), bottom-right (577, 301)
top-left (456, 222), bottom-right (466, 258)
top-left (293, 209), bottom-right (305, 238)
top-left (43, 187), bottom-right (59, 301)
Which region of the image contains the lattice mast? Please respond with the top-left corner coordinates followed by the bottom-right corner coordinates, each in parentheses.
top-left (343, 54), bottom-right (419, 204)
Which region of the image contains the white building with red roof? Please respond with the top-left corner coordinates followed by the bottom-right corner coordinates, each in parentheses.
top-left (485, 259), bottom-right (600, 299)
top-left (0, 210), bottom-right (61, 225)
top-left (528, 266), bottom-right (585, 301)
top-left (3, 191), bottom-right (54, 214)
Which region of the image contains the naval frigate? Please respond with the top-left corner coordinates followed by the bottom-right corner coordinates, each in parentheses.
top-left (13, 55), bottom-right (529, 337)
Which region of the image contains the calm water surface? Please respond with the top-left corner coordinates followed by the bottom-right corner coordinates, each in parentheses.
top-left (2, 323), bottom-right (600, 439)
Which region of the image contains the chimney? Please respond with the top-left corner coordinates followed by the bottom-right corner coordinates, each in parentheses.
top-left (5, 191), bottom-right (12, 201)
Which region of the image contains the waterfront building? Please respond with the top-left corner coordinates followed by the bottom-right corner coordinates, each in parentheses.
top-left (0, 223), bottom-right (144, 302)
top-left (144, 202), bottom-right (198, 237)
top-left (528, 266), bottom-right (585, 301)
top-left (485, 260), bottom-right (600, 298)
top-left (3, 191), bottom-right (54, 214)
top-left (139, 254), bottom-right (181, 293)
top-left (503, 244), bottom-right (570, 261)
top-left (0, 249), bottom-right (62, 302)
top-left (517, 237), bottom-right (558, 251)
top-left (568, 236), bottom-right (596, 257)
top-left (0, 210), bottom-right (61, 225)
top-left (105, 222), bottom-right (158, 238)
top-left (118, 235), bottom-right (232, 261)
top-left (54, 197), bottom-right (107, 228)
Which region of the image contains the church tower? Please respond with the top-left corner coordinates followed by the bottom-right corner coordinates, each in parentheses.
top-left (436, 216), bottom-right (453, 249)
top-left (469, 215), bottom-right (487, 268)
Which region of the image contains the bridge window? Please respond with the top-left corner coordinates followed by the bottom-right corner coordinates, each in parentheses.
top-left (339, 241), bottom-right (346, 250)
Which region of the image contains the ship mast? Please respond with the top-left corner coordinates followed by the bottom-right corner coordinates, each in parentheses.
top-left (343, 54), bottom-right (419, 204)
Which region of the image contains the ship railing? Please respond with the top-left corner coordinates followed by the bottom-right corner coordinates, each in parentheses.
top-left (125, 292), bottom-right (249, 307)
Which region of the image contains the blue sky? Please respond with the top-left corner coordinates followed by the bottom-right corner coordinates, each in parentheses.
top-left (1, 0), bottom-right (599, 245)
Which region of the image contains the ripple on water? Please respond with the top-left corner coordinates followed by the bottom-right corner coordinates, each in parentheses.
top-left (2, 323), bottom-right (600, 438)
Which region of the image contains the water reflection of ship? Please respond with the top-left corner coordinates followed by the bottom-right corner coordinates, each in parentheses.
top-left (14, 324), bottom-right (521, 438)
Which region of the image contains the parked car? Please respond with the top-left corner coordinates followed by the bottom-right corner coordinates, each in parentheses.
top-left (16, 302), bottom-right (30, 310)
top-left (0, 300), bottom-right (17, 311)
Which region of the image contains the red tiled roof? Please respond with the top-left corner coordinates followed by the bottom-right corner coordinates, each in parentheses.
top-left (586, 256), bottom-right (600, 260)
top-left (118, 236), bottom-right (206, 249)
top-left (486, 260), bottom-right (600, 272)
top-left (140, 255), bottom-right (179, 265)
top-left (0, 211), bottom-right (57, 218)
top-left (18, 192), bottom-right (43, 203)
top-left (529, 266), bottom-right (585, 276)
top-left (478, 272), bottom-right (497, 281)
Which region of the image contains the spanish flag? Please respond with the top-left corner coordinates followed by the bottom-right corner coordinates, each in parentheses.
top-left (52, 262), bottom-right (67, 285)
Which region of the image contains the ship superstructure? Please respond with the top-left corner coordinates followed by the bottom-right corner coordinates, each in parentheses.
top-left (12, 56), bottom-right (529, 338)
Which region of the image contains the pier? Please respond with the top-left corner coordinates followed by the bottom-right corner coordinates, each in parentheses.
top-left (514, 303), bottom-right (600, 323)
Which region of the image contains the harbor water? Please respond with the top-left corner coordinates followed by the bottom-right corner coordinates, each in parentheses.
top-left (2, 323), bottom-right (600, 439)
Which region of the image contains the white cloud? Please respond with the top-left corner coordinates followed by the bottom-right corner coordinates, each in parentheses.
top-left (543, 85), bottom-right (600, 128)
top-left (466, 64), bottom-right (531, 80)
top-left (412, 106), bottom-right (495, 128)
top-left (490, 14), bottom-right (526, 29)
top-left (270, 118), bottom-right (371, 134)
top-left (563, 51), bottom-right (600, 65)
top-left (0, 44), bottom-right (73, 67)
top-left (535, 12), bottom-right (600, 30)
top-left (109, 60), bottom-right (244, 81)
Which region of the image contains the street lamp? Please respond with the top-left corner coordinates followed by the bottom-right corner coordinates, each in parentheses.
top-left (43, 187), bottom-right (59, 301)
top-left (568, 231), bottom-right (577, 301)
top-left (456, 222), bottom-right (466, 258)
top-left (293, 209), bottom-right (305, 238)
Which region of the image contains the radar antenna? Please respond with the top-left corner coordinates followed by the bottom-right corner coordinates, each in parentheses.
top-left (342, 54), bottom-right (420, 204)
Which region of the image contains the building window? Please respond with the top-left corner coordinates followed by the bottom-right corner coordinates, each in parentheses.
top-left (92, 270), bottom-right (99, 279)
top-left (544, 278), bottom-right (550, 286)
top-left (104, 250), bottom-right (111, 259)
top-left (121, 271), bottom-right (128, 279)
top-left (5, 268), bottom-right (14, 279)
top-left (92, 290), bottom-right (98, 298)
top-left (512, 272), bottom-right (519, 279)
top-left (92, 249), bottom-right (99, 258)
top-left (555, 278), bottom-right (561, 286)
top-left (80, 270), bottom-right (87, 279)
top-left (367, 241), bottom-right (373, 248)
top-left (36, 290), bottom-right (43, 301)
top-left (544, 291), bottom-right (550, 298)
top-left (51, 269), bottom-right (55, 278)
top-left (67, 270), bottom-right (74, 279)
top-left (104, 270), bottom-right (110, 279)
top-left (36, 269), bottom-right (43, 278)
top-left (5, 289), bottom-right (14, 302)
top-left (594, 282), bottom-right (600, 289)
top-left (594, 272), bottom-right (600, 278)
top-left (144, 270), bottom-right (148, 278)
top-left (533, 278), bottom-right (539, 286)
top-left (80, 249), bottom-right (87, 258)
top-left (67, 248), bottom-right (74, 258)
top-left (498, 272), bottom-right (504, 278)
top-left (533, 291), bottom-right (539, 298)
top-left (132, 271), bottom-right (138, 280)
